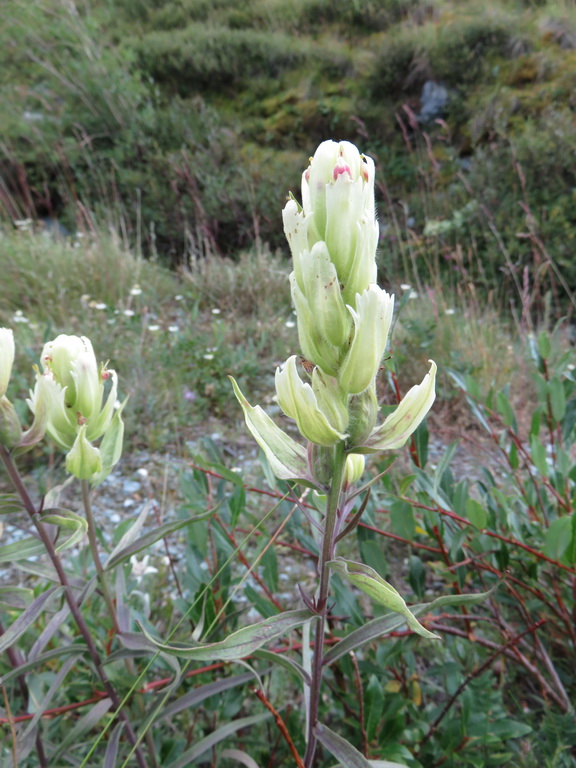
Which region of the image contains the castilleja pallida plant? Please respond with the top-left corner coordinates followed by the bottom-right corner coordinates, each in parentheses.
top-left (231, 140), bottom-right (438, 765)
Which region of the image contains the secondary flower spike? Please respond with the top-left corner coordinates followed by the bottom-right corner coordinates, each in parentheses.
top-left (232, 139), bottom-right (436, 489)
top-left (27, 334), bottom-right (126, 482)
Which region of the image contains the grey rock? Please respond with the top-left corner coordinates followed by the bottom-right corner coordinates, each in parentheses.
top-left (418, 80), bottom-right (450, 123)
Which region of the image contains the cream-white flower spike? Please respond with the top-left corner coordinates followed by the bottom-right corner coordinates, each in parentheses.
top-left (0, 328), bottom-right (15, 398)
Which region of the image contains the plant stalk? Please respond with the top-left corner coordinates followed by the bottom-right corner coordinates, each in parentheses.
top-left (304, 442), bottom-right (346, 768)
top-left (81, 478), bottom-right (121, 636)
top-left (0, 446), bottom-right (149, 768)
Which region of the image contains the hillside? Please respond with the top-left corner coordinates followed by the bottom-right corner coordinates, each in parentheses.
top-left (2, 0), bottom-right (576, 303)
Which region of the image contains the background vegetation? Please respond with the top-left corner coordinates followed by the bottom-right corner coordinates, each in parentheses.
top-left (1, 0), bottom-right (575, 766)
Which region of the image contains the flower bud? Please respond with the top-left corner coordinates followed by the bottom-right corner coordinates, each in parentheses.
top-left (66, 425), bottom-right (102, 480)
top-left (291, 242), bottom-right (351, 350)
top-left (29, 334), bottom-right (124, 482)
top-left (296, 140), bottom-right (378, 297)
top-left (0, 328), bottom-right (15, 398)
top-left (339, 286), bottom-right (394, 395)
top-left (343, 453), bottom-right (365, 489)
top-left (309, 443), bottom-right (334, 487)
top-left (275, 355), bottom-right (347, 447)
top-left (346, 386), bottom-right (379, 446)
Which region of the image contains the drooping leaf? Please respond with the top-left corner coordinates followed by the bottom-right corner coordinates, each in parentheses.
top-left (253, 649), bottom-right (311, 685)
top-left (137, 608), bottom-right (316, 662)
top-left (324, 587), bottom-right (496, 666)
top-left (41, 508), bottom-right (88, 552)
top-left (328, 558), bottom-right (440, 640)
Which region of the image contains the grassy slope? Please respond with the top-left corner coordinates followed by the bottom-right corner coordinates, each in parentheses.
top-left (1, 0), bottom-right (576, 298)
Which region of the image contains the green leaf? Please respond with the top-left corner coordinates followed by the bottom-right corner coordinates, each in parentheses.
top-left (549, 377), bottom-right (566, 423)
top-left (260, 545), bottom-right (278, 592)
top-left (508, 441), bottom-right (518, 470)
top-left (244, 584), bottom-right (278, 619)
top-left (137, 608), bottom-right (315, 661)
top-left (158, 672), bottom-right (255, 720)
top-left (490, 719), bottom-right (532, 739)
top-left (496, 392), bottom-right (516, 429)
top-left (530, 436), bottom-right (548, 477)
top-left (49, 697), bottom-right (113, 761)
top-left (389, 500), bottom-right (415, 540)
top-left (324, 587), bottom-right (496, 666)
top-left (408, 555), bottom-right (426, 599)
top-left (537, 332), bottom-right (551, 360)
top-left (327, 558), bottom-right (440, 640)
top-left (0, 645), bottom-right (86, 686)
top-left (105, 510), bottom-right (215, 570)
top-left (465, 498), bottom-right (487, 531)
top-left (0, 586), bottom-right (64, 654)
top-left (365, 674), bottom-right (384, 742)
top-left (0, 586), bottom-right (34, 609)
top-left (412, 420), bottom-right (428, 467)
top-left (253, 649), bottom-right (311, 685)
top-left (316, 724), bottom-right (410, 768)
top-left (0, 536), bottom-right (45, 563)
top-left (167, 713), bottom-right (271, 768)
top-left (543, 516), bottom-right (572, 561)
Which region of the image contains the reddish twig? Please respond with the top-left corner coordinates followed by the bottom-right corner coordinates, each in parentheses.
top-left (253, 688), bottom-right (305, 768)
top-left (397, 500), bottom-right (576, 574)
top-left (421, 619), bottom-right (547, 746)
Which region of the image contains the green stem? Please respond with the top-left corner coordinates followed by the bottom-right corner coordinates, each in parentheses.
top-left (82, 480), bottom-right (159, 768)
top-left (81, 479), bottom-right (121, 636)
top-left (304, 442), bottom-right (347, 768)
top-left (0, 446), bottom-right (149, 768)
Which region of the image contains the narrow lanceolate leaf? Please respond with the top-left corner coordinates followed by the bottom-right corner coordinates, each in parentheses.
top-left (104, 723), bottom-right (125, 768)
top-left (328, 558), bottom-right (440, 640)
top-left (41, 508), bottom-right (88, 552)
top-left (137, 608), bottom-right (316, 662)
top-left (0, 536), bottom-right (45, 563)
top-left (167, 713), bottom-right (271, 768)
top-left (0, 586), bottom-right (34, 610)
top-left (253, 649), bottom-right (311, 685)
top-left (315, 721), bottom-right (410, 768)
top-left (159, 672), bottom-right (256, 720)
top-left (0, 645), bottom-right (85, 686)
top-left (324, 587), bottom-right (497, 666)
top-left (0, 586), bottom-right (64, 654)
top-left (106, 509), bottom-right (216, 570)
top-left (315, 723), bottom-right (371, 768)
top-left (49, 697), bottom-right (113, 761)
